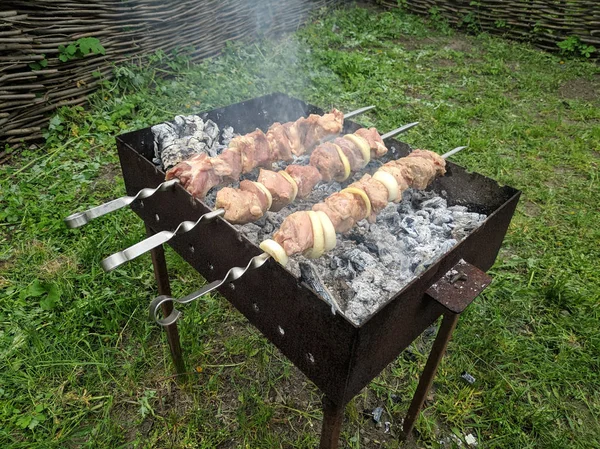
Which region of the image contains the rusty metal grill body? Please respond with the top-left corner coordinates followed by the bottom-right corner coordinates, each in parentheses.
top-left (115, 93), bottom-right (520, 443)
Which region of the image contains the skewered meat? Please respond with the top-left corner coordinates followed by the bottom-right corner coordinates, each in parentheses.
top-left (285, 165), bottom-right (322, 198)
top-left (216, 180), bottom-right (270, 224)
top-left (273, 211), bottom-right (314, 256)
top-left (354, 127), bottom-right (387, 158)
top-left (215, 127), bottom-right (392, 225)
top-left (309, 142), bottom-right (346, 182)
top-left (166, 109), bottom-right (343, 198)
top-left (257, 169), bottom-right (296, 212)
top-left (269, 150), bottom-right (446, 259)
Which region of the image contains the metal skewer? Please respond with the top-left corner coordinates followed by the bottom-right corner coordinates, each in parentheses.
top-left (149, 145), bottom-right (468, 326)
top-left (381, 122), bottom-right (419, 140)
top-left (64, 106), bottom-right (375, 230)
top-left (149, 253), bottom-right (270, 326)
top-left (343, 105), bottom-right (375, 119)
top-left (64, 179), bottom-right (180, 229)
top-left (102, 121), bottom-right (420, 272)
top-left (101, 209), bottom-right (225, 272)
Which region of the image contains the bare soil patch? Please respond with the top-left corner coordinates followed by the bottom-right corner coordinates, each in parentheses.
top-left (558, 78), bottom-right (598, 102)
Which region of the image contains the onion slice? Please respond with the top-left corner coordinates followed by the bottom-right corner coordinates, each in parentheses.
top-left (334, 145), bottom-right (351, 181)
top-left (278, 170), bottom-right (298, 203)
top-left (341, 187), bottom-right (371, 220)
top-left (260, 239), bottom-right (288, 266)
top-left (373, 170), bottom-right (399, 202)
top-left (253, 182), bottom-right (273, 210)
top-left (344, 134), bottom-right (370, 166)
top-left (315, 210), bottom-right (337, 251)
top-left (304, 211), bottom-right (325, 259)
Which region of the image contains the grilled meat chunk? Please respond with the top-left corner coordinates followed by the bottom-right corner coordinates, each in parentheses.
top-left (313, 191), bottom-right (367, 234)
top-left (355, 127), bottom-right (387, 158)
top-left (166, 153), bottom-right (221, 198)
top-left (350, 174), bottom-right (388, 222)
top-left (273, 211), bottom-right (314, 256)
top-left (257, 169), bottom-right (295, 212)
top-left (309, 142), bottom-right (345, 182)
top-left (216, 183), bottom-right (268, 224)
top-left (285, 165), bottom-right (322, 198)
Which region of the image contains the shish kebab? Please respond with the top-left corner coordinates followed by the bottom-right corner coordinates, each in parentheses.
top-left (64, 106), bottom-right (374, 229)
top-left (101, 122), bottom-right (419, 271)
top-left (149, 146), bottom-right (467, 326)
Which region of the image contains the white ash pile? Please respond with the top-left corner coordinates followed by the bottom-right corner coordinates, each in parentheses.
top-left (236, 182), bottom-right (486, 325)
top-left (151, 115), bottom-right (235, 170)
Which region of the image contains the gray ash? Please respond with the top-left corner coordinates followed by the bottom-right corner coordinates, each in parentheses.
top-left (151, 115), bottom-right (235, 170)
top-left (236, 180), bottom-right (486, 325)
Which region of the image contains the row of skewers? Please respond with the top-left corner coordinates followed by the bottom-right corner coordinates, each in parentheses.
top-left (65, 105), bottom-right (466, 324)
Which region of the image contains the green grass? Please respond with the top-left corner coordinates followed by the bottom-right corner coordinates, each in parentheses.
top-left (1, 5), bottom-right (599, 448)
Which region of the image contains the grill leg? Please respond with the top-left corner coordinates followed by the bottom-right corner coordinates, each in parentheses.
top-left (146, 224), bottom-right (187, 380)
top-left (402, 312), bottom-right (460, 439)
top-left (320, 396), bottom-right (345, 449)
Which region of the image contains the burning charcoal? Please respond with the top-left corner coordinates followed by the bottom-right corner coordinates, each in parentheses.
top-left (345, 249), bottom-right (377, 272)
top-left (421, 196), bottom-right (446, 209)
top-left (461, 372), bottom-right (476, 385)
top-left (299, 261), bottom-right (341, 314)
top-left (371, 406), bottom-right (384, 424)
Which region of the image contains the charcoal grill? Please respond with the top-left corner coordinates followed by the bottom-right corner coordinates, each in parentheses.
top-left (111, 93), bottom-right (520, 447)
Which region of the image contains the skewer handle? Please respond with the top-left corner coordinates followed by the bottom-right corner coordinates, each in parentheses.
top-left (149, 252), bottom-right (271, 325)
top-left (101, 208), bottom-right (225, 272)
top-left (64, 179), bottom-right (180, 228)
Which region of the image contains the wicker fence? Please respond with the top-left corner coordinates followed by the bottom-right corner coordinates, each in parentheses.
top-left (378, 0), bottom-right (600, 55)
top-left (0, 0), bottom-right (338, 148)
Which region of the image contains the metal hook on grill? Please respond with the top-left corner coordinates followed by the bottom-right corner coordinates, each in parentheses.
top-left (64, 179), bottom-right (180, 228)
top-left (101, 208), bottom-right (225, 272)
top-left (149, 252), bottom-right (271, 326)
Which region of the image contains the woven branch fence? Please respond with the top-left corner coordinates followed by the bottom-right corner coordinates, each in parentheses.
top-left (378, 0), bottom-right (600, 54)
top-left (0, 0), bottom-right (338, 149)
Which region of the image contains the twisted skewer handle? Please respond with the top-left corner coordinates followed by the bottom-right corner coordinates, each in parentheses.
top-left (149, 252), bottom-right (271, 326)
top-left (101, 208), bottom-right (225, 272)
top-left (64, 179), bottom-right (180, 228)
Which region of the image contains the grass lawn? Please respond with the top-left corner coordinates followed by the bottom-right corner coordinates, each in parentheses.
top-left (1, 5), bottom-right (599, 448)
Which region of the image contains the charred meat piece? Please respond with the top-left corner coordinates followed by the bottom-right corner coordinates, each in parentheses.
top-left (285, 165), bottom-right (322, 199)
top-left (355, 127), bottom-right (387, 158)
top-left (273, 211), bottom-right (314, 256)
top-left (257, 169), bottom-right (295, 212)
